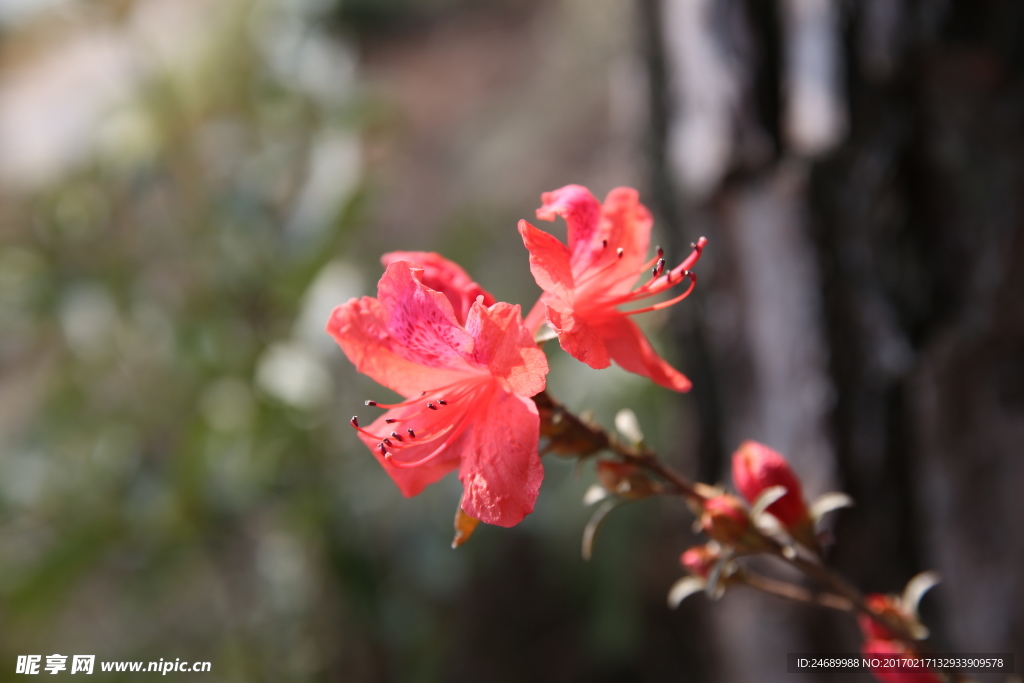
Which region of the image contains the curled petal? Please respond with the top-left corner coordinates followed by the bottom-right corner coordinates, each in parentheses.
top-left (598, 316), bottom-right (692, 392)
top-left (518, 219), bottom-right (575, 304)
top-left (546, 303), bottom-right (611, 369)
top-left (536, 184), bottom-right (602, 261)
top-left (382, 251), bottom-right (494, 325)
top-left (459, 392), bottom-right (544, 527)
top-left (464, 300), bottom-right (548, 397)
top-left (376, 261), bottom-right (477, 370)
top-left (577, 187), bottom-right (652, 298)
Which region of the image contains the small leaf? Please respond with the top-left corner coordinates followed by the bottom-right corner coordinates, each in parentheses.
top-left (694, 482), bottom-right (724, 498)
top-left (668, 577), bottom-right (707, 608)
top-left (704, 555), bottom-right (734, 600)
top-left (752, 511), bottom-right (785, 536)
top-left (614, 408), bottom-right (644, 445)
top-left (581, 499), bottom-right (619, 561)
top-left (810, 492), bottom-right (854, 524)
top-left (750, 485), bottom-right (788, 520)
top-left (902, 571), bottom-right (941, 621)
top-left (583, 484), bottom-right (610, 506)
top-left (452, 507), bottom-right (481, 549)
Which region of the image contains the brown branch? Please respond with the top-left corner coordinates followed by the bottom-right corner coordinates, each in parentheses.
top-left (736, 569), bottom-right (853, 611)
top-left (539, 390), bottom-right (973, 683)
top-left (534, 390), bottom-right (705, 504)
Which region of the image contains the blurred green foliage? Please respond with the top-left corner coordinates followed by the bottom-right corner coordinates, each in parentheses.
top-left (0, 1), bottom-right (698, 681)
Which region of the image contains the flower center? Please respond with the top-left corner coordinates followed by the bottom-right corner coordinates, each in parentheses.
top-left (581, 237), bottom-right (706, 316)
top-left (350, 379), bottom-right (489, 469)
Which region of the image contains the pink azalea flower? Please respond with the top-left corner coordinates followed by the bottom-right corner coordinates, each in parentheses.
top-left (518, 184), bottom-right (706, 392)
top-left (326, 256), bottom-right (549, 527)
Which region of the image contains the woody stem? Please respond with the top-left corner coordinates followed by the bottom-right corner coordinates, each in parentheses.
top-left (540, 391), bottom-right (972, 683)
top-left (534, 391), bottom-right (704, 504)
top-left (735, 569), bottom-right (852, 611)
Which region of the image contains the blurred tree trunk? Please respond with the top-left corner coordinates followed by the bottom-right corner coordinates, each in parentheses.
top-left (645, 0), bottom-right (1024, 681)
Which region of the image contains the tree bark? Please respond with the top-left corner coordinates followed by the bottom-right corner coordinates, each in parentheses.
top-left (648, 0), bottom-right (1024, 680)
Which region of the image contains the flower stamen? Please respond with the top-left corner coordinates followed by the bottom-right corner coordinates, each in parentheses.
top-left (623, 271), bottom-right (696, 316)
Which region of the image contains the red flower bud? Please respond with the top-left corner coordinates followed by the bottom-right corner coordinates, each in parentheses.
top-left (680, 544), bottom-right (720, 579)
top-left (732, 440), bottom-right (812, 533)
top-left (861, 639), bottom-right (942, 683)
top-left (700, 495), bottom-right (757, 548)
top-left (858, 594), bottom-right (912, 641)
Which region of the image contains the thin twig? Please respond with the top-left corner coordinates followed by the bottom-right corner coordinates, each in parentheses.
top-left (737, 569), bottom-right (852, 611)
top-left (541, 391), bottom-right (973, 683)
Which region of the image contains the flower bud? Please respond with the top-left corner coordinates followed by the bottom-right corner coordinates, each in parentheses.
top-left (858, 594), bottom-right (912, 641)
top-left (680, 544), bottom-right (721, 579)
top-left (732, 440), bottom-right (815, 544)
top-left (700, 493), bottom-right (757, 548)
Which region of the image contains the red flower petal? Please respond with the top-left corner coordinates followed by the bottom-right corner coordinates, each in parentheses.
top-left (598, 316), bottom-right (692, 392)
top-left (327, 297), bottom-right (470, 398)
top-left (376, 261), bottom-right (477, 370)
top-left (536, 184), bottom-right (602, 270)
top-left (575, 187), bottom-right (652, 300)
top-left (518, 219), bottom-right (575, 304)
top-left (464, 300), bottom-right (548, 397)
top-left (381, 251), bottom-right (495, 325)
top-left (458, 390), bottom-right (543, 527)
top-left (545, 303), bottom-right (611, 369)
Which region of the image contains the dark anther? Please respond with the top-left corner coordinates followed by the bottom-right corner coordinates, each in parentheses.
top-left (602, 239), bottom-right (608, 248)
top-left (385, 418), bottom-right (397, 424)
top-left (391, 432), bottom-right (404, 442)
top-left (656, 246), bottom-right (664, 258)
top-left (383, 438), bottom-right (394, 447)
top-left (365, 400), bottom-right (377, 407)
top-left (427, 402), bottom-right (437, 410)
top-left (652, 258), bottom-right (666, 278)
top-left (438, 399), bottom-right (448, 405)
top-left (617, 247), bottom-right (624, 258)
top-left (350, 416), bottom-right (359, 427)
top-left (407, 428), bottom-right (416, 438)
top-left (377, 442), bottom-right (387, 455)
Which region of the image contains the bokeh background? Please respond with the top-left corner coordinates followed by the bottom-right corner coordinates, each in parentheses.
top-left (0, 0), bottom-right (1021, 681)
